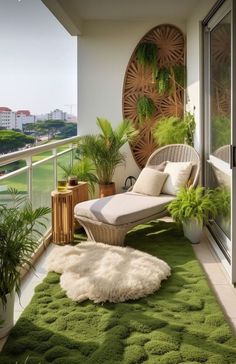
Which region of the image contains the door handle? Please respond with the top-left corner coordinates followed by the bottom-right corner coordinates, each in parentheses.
top-left (230, 145), bottom-right (236, 169)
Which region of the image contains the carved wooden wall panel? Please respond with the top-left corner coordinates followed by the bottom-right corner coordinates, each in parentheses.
top-left (123, 24), bottom-right (185, 168)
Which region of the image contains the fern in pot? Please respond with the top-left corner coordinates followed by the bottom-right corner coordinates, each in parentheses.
top-left (0, 188), bottom-right (50, 338)
top-left (168, 186), bottom-right (218, 243)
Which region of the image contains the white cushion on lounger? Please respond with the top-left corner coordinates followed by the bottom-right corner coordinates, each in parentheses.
top-left (132, 168), bottom-right (168, 196)
top-left (74, 192), bottom-right (175, 226)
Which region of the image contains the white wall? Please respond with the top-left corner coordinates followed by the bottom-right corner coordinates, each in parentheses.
top-left (77, 19), bottom-right (185, 191)
top-left (186, 0), bottom-right (216, 154)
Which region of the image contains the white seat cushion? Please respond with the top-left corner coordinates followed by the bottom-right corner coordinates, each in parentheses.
top-left (74, 192), bottom-right (175, 226)
top-left (162, 162), bottom-right (192, 195)
top-left (132, 167), bottom-right (168, 196)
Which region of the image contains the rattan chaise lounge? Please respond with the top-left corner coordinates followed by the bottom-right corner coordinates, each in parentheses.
top-left (74, 144), bottom-right (200, 246)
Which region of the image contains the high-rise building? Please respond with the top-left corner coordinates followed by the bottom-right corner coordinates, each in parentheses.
top-left (0, 107), bottom-right (16, 129)
top-left (48, 109), bottom-right (67, 121)
top-left (16, 110), bottom-right (35, 130)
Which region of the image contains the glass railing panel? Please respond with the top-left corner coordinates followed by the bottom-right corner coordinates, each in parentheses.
top-left (0, 171), bottom-right (28, 206)
top-left (57, 150), bottom-right (73, 180)
top-left (0, 160), bottom-right (26, 175)
top-left (32, 150), bottom-right (52, 163)
top-left (32, 160), bottom-right (54, 235)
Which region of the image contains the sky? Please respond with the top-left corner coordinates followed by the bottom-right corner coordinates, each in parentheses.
top-left (0, 0), bottom-right (77, 116)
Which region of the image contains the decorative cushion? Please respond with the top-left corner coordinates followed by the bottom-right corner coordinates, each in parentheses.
top-left (74, 192), bottom-right (175, 225)
top-left (132, 167), bottom-right (168, 196)
top-left (149, 161), bottom-right (167, 171)
top-left (162, 162), bottom-right (192, 195)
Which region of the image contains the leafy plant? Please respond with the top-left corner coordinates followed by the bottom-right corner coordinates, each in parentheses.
top-left (168, 186), bottom-right (218, 224)
top-left (211, 116), bottom-right (230, 152)
top-left (213, 187), bottom-right (230, 218)
top-left (153, 113), bottom-right (195, 147)
top-left (0, 188), bottom-right (51, 307)
top-left (184, 112), bottom-right (196, 146)
top-left (156, 67), bottom-right (171, 95)
top-left (153, 116), bottom-right (186, 146)
top-left (172, 65), bottom-right (186, 89)
top-left (155, 65), bottom-right (186, 95)
top-left (136, 96), bottom-right (156, 122)
top-left (136, 42), bottom-right (158, 75)
top-left (58, 158), bottom-right (98, 195)
top-left (78, 118), bottom-right (138, 185)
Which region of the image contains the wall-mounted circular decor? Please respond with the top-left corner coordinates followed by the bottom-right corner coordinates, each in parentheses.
top-left (123, 24), bottom-right (185, 168)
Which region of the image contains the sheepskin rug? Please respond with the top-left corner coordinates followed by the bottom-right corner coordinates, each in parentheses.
top-left (46, 242), bottom-right (171, 303)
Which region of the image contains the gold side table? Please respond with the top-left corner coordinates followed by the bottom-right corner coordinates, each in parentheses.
top-left (51, 190), bottom-right (74, 244)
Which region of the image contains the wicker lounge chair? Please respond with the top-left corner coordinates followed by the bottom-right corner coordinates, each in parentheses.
top-left (74, 144), bottom-right (200, 246)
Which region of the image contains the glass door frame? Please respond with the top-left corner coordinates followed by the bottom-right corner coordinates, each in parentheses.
top-left (203, 0), bottom-right (236, 283)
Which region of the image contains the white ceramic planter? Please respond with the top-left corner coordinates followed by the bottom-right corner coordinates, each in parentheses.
top-left (0, 291), bottom-right (15, 338)
top-left (182, 219), bottom-right (203, 244)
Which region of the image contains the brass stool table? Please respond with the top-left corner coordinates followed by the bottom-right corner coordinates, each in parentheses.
top-left (51, 190), bottom-right (74, 244)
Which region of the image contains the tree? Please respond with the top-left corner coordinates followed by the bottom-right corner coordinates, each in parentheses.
top-left (56, 122), bottom-right (77, 139)
top-left (39, 120), bottom-right (66, 140)
top-left (0, 130), bottom-right (35, 154)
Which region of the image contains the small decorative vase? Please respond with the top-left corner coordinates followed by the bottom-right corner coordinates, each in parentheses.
top-left (182, 219), bottom-right (203, 244)
top-left (99, 182), bottom-right (116, 198)
top-left (0, 291), bottom-right (15, 338)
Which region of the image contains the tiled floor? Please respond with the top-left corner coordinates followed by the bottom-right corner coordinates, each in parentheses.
top-left (1, 229), bottom-right (236, 351)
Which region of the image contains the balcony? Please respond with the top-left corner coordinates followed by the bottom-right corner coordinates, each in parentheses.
top-left (1, 0), bottom-right (236, 362)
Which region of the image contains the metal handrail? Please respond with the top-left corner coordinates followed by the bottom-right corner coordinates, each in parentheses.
top-left (0, 135), bottom-right (79, 166)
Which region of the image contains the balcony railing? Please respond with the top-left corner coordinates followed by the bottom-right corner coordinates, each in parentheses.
top-left (0, 136), bottom-right (78, 237)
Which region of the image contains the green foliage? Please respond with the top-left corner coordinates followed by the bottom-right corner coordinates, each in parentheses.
top-left (78, 118), bottom-right (137, 184)
top-left (156, 67), bottom-right (171, 95)
top-left (136, 96), bottom-right (156, 123)
top-left (153, 116), bottom-right (186, 146)
top-left (213, 187), bottom-right (230, 218)
top-left (212, 116), bottom-right (230, 152)
top-left (168, 186), bottom-right (218, 224)
top-left (153, 113), bottom-right (196, 147)
top-left (184, 111), bottom-right (196, 146)
top-left (172, 65), bottom-right (186, 89)
top-left (0, 130), bottom-right (34, 154)
top-left (0, 188), bottom-right (51, 307)
top-left (135, 42), bottom-right (158, 75)
top-left (56, 122), bottom-right (77, 139)
top-left (58, 158), bottom-right (98, 194)
top-left (155, 65), bottom-right (186, 95)
top-left (2, 220), bottom-right (236, 364)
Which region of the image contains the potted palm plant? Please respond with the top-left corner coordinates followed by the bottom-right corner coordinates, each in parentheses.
top-left (58, 157), bottom-right (98, 196)
top-left (168, 186), bottom-right (218, 243)
top-left (78, 118), bottom-right (137, 197)
top-left (0, 188), bottom-right (51, 338)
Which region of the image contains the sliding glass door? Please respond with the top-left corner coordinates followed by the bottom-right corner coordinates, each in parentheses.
top-left (204, 0), bottom-right (236, 282)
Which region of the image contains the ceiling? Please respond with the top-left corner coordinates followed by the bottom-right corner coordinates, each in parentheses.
top-left (42, 0), bottom-right (200, 35)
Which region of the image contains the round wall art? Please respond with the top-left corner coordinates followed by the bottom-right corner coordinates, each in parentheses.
top-left (123, 24), bottom-right (185, 168)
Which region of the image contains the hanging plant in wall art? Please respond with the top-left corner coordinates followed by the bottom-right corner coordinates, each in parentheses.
top-left (136, 42), bottom-right (158, 77)
top-left (136, 95), bottom-right (156, 123)
top-left (123, 24), bottom-right (185, 168)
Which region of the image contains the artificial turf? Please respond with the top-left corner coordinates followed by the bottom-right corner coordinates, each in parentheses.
top-left (1, 221), bottom-right (236, 364)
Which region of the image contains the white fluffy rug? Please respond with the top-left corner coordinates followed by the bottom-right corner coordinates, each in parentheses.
top-left (46, 242), bottom-right (171, 303)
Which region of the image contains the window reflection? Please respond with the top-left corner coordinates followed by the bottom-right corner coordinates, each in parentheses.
top-left (210, 13), bottom-right (231, 163)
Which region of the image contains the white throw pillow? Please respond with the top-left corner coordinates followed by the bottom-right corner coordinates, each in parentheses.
top-left (132, 167), bottom-right (168, 196)
top-left (162, 162), bottom-right (192, 195)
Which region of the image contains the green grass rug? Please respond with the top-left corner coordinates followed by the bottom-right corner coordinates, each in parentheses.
top-left (1, 221), bottom-right (236, 364)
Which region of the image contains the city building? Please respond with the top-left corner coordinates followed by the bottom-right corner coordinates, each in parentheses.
top-left (16, 110), bottom-right (35, 130)
top-left (0, 107), bottom-right (16, 129)
top-left (48, 108), bottom-right (67, 121)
